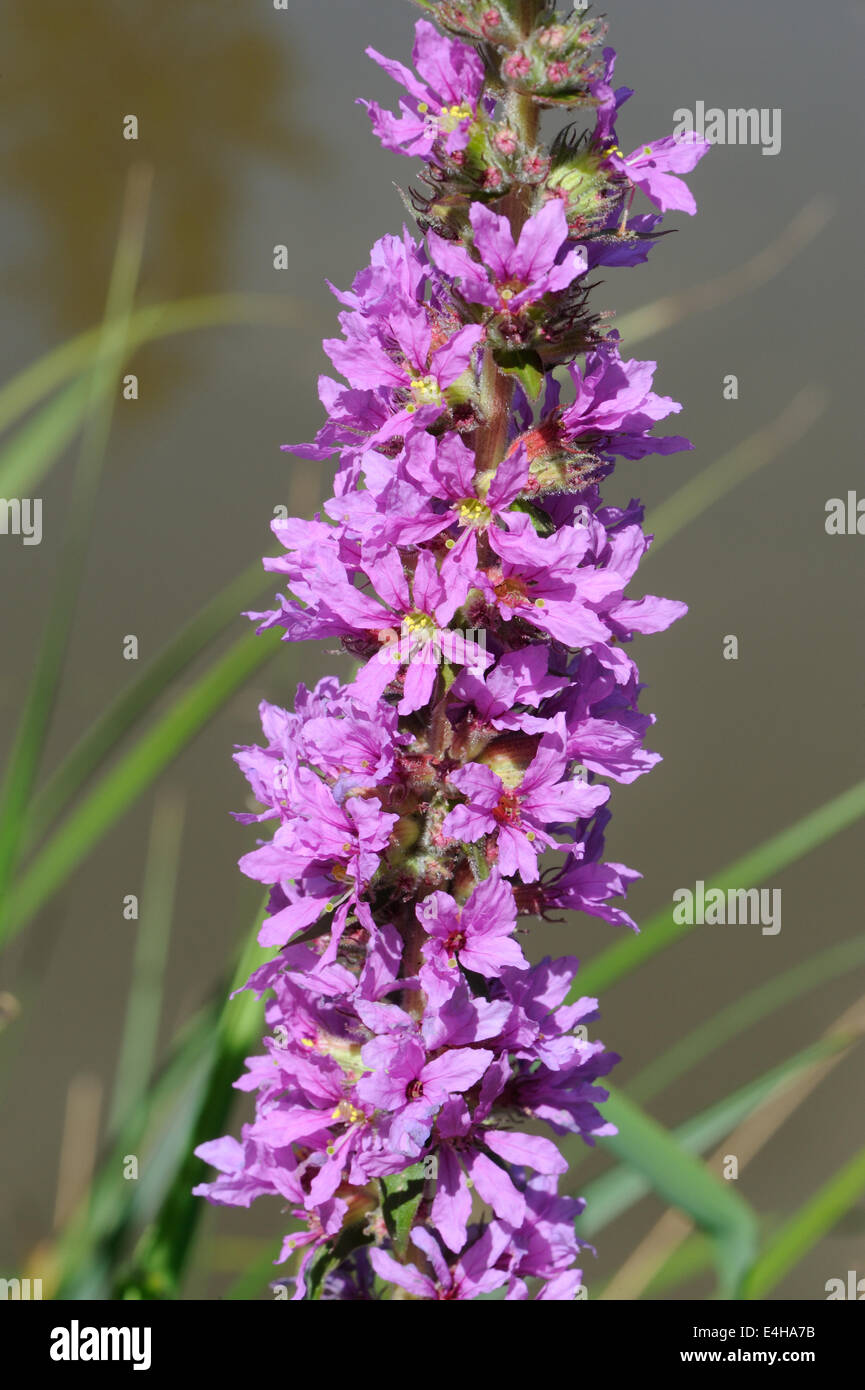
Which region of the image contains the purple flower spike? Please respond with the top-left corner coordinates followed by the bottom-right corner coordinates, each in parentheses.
top-left (195, 0), bottom-right (706, 1301)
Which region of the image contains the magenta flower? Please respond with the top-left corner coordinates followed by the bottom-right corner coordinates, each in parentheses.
top-left (605, 130), bottom-right (711, 215)
top-left (442, 723), bottom-right (609, 881)
top-left (361, 20), bottom-right (486, 160)
top-left (418, 869), bottom-right (528, 978)
top-left (429, 200), bottom-right (586, 312)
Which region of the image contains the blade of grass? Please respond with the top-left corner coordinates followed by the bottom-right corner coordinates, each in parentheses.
top-left (741, 1144), bottom-right (865, 1300)
top-left (616, 197), bottom-right (834, 346)
top-left (0, 293), bottom-right (308, 441)
top-left (0, 628), bottom-right (280, 950)
top-left (591, 1088), bottom-right (759, 1298)
top-left (22, 559), bottom-right (269, 848)
top-left (572, 777), bottom-right (865, 1000)
top-left (646, 387), bottom-right (826, 556)
top-left (629, 931), bottom-right (865, 1104)
top-left (52, 1000), bottom-right (217, 1298)
top-left (578, 1035), bottom-right (847, 1238)
top-left (107, 789), bottom-right (185, 1135)
top-left (0, 166), bottom-right (152, 923)
top-left (601, 986), bottom-right (865, 1299)
top-left (117, 894), bottom-right (275, 1298)
top-left (0, 376), bottom-right (96, 498)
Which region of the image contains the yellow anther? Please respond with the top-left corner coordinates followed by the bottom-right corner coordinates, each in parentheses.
top-left (409, 374), bottom-right (443, 407)
top-left (457, 497), bottom-right (492, 528)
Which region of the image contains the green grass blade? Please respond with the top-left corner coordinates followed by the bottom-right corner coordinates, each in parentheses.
top-left (629, 932), bottom-right (865, 1104)
top-left (0, 293), bottom-right (307, 439)
top-left (646, 388), bottom-right (825, 557)
top-left (0, 630), bottom-right (280, 950)
top-left (578, 1037), bottom-right (846, 1240)
top-left (107, 790), bottom-right (185, 1135)
top-left (590, 1089), bottom-right (758, 1297)
top-left (53, 1001), bottom-right (217, 1298)
top-left (118, 895), bottom-right (275, 1298)
top-left (616, 198), bottom-right (833, 346)
top-left (0, 167), bottom-right (151, 919)
top-left (0, 377), bottom-right (95, 497)
top-left (23, 560), bottom-right (268, 848)
top-left (573, 778), bottom-right (865, 1000)
top-left (741, 1143), bottom-right (865, 1300)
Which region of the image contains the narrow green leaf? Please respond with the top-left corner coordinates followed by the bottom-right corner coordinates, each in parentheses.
top-left (578, 1037), bottom-right (847, 1239)
top-left (494, 347), bottom-right (545, 400)
top-left (0, 376), bottom-right (94, 497)
top-left (380, 1163), bottom-right (427, 1258)
top-left (629, 932), bottom-right (865, 1104)
top-left (116, 893), bottom-right (275, 1299)
top-left (741, 1143), bottom-right (865, 1300)
top-left (593, 1088), bottom-right (758, 1297)
top-left (0, 167), bottom-right (151, 922)
top-left (0, 293), bottom-right (307, 439)
top-left (107, 790), bottom-right (185, 1134)
top-left (0, 630), bottom-right (279, 950)
top-left (573, 778), bottom-right (865, 999)
top-left (23, 560), bottom-right (269, 848)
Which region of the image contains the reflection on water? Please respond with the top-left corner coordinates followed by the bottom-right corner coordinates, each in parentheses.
top-left (0, 0), bottom-right (319, 332)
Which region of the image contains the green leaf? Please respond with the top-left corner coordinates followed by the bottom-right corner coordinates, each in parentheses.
top-left (106, 790), bottom-right (185, 1134)
top-left (380, 1162), bottom-right (427, 1259)
top-left (629, 931), bottom-right (865, 1104)
top-left (578, 1037), bottom-right (847, 1239)
top-left (494, 347), bottom-right (545, 400)
top-left (115, 894), bottom-right (275, 1298)
top-left (54, 1001), bottom-right (218, 1298)
top-left (573, 778), bottom-right (865, 1000)
top-left (22, 559), bottom-right (269, 849)
top-left (592, 1088), bottom-right (758, 1297)
top-left (741, 1143), bottom-right (865, 1300)
top-left (0, 292), bottom-right (306, 440)
top-left (0, 167), bottom-right (151, 924)
top-left (305, 1224), bottom-right (374, 1302)
top-left (0, 630), bottom-right (280, 950)
top-left (0, 376), bottom-right (94, 497)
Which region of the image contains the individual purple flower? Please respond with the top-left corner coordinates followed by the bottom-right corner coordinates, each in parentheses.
top-left (418, 869), bottom-right (528, 978)
top-left (369, 1224), bottom-right (511, 1300)
top-left (356, 1033), bottom-right (494, 1158)
top-left (361, 20), bottom-right (485, 160)
top-left (442, 722), bottom-right (609, 881)
top-left (428, 200), bottom-right (586, 312)
top-left (604, 131), bottom-right (711, 215)
top-left (560, 336), bottom-right (692, 460)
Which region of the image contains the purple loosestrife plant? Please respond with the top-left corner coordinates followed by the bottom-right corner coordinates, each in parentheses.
top-left (195, 0), bottom-right (708, 1301)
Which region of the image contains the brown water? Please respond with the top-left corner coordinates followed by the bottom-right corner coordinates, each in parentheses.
top-left (1, 0), bottom-right (863, 1299)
